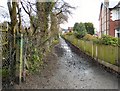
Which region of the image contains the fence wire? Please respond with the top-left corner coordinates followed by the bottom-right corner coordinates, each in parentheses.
top-left (1, 25), bottom-right (57, 89)
top-left (0, 29), bottom-right (9, 88)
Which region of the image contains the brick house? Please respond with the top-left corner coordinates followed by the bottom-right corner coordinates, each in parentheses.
top-left (99, 0), bottom-right (120, 37)
top-left (68, 27), bottom-right (73, 33)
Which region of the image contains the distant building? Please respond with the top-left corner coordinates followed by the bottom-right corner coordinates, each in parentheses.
top-left (99, 0), bottom-right (120, 37)
top-left (61, 28), bottom-right (67, 34)
top-left (68, 27), bottom-right (73, 33)
top-left (61, 27), bottom-right (73, 34)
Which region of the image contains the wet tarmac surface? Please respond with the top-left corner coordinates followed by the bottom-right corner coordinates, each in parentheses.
top-left (15, 37), bottom-right (119, 89)
top-left (52, 37), bottom-right (118, 89)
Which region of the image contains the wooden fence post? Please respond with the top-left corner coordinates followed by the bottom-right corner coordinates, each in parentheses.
top-left (0, 29), bottom-right (2, 90)
top-left (92, 42), bottom-right (94, 57)
top-left (23, 35), bottom-right (27, 82)
top-left (19, 34), bottom-right (23, 84)
top-left (96, 45), bottom-right (98, 60)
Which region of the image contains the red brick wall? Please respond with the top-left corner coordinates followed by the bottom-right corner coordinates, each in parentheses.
top-left (109, 19), bottom-right (115, 37)
top-left (109, 17), bottom-right (120, 37)
top-left (115, 20), bottom-right (120, 29)
top-left (99, 5), bottom-right (120, 37)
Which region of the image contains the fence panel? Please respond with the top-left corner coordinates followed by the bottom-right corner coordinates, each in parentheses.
top-left (64, 35), bottom-right (118, 66)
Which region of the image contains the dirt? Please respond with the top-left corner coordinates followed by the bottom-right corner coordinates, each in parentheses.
top-left (14, 37), bottom-right (119, 89)
top-left (14, 46), bottom-right (59, 89)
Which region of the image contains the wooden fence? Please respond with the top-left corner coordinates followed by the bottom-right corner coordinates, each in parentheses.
top-left (64, 35), bottom-right (119, 72)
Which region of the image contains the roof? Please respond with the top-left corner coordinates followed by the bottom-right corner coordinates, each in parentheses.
top-left (109, 1), bottom-right (120, 8)
top-left (99, 1), bottom-right (120, 20)
top-left (99, 3), bottom-right (103, 20)
top-left (109, 1), bottom-right (120, 10)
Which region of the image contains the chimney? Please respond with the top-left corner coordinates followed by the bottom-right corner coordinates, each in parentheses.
top-left (104, 0), bottom-right (109, 7)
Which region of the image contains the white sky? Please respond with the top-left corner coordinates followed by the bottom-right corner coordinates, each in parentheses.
top-left (60, 0), bottom-right (101, 31)
top-left (60, 0), bottom-right (120, 31)
top-left (0, 0), bottom-right (119, 31)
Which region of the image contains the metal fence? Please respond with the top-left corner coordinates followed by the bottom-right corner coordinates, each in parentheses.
top-left (1, 28), bottom-right (25, 88)
top-left (0, 29), bottom-right (9, 88)
top-left (0, 24), bottom-right (57, 89)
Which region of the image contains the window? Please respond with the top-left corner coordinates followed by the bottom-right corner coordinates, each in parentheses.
top-left (115, 28), bottom-right (120, 37)
top-left (117, 33), bottom-right (120, 38)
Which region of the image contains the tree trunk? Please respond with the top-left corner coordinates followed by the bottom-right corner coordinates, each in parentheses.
top-left (7, 1), bottom-right (17, 86)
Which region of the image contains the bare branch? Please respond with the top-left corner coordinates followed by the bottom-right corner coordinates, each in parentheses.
top-left (0, 6), bottom-right (4, 8)
top-left (7, 1), bottom-right (12, 16)
top-left (21, 1), bottom-right (30, 16)
top-left (54, 1), bottom-right (75, 16)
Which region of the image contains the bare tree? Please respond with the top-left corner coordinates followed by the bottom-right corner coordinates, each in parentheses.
top-left (7, 1), bottom-right (17, 31)
top-left (21, 0), bottom-right (38, 35)
top-left (57, 1), bottom-right (75, 24)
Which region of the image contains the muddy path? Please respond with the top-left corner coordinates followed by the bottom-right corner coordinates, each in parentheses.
top-left (15, 37), bottom-right (119, 89)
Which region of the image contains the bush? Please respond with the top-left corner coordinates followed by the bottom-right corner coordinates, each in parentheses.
top-left (66, 32), bottom-right (73, 36)
top-left (96, 35), bottom-right (118, 46)
top-left (73, 22), bottom-right (87, 37)
top-left (118, 38), bottom-right (120, 46)
top-left (83, 34), bottom-right (97, 41)
top-left (74, 32), bottom-right (85, 39)
top-left (28, 48), bottom-right (43, 73)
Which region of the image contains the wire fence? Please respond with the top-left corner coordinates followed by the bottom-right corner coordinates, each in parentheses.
top-left (0, 27), bottom-right (27, 88)
top-left (0, 29), bottom-right (9, 88)
top-left (0, 29), bottom-right (2, 90)
top-left (1, 24), bottom-right (57, 89)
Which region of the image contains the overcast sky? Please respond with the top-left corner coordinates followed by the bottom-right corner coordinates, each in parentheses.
top-left (59, 0), bottom-right (100, 31)
top-left (0, 0), bottom-right (119, 31)
top-left (60, 0), bottom-right (119, 31)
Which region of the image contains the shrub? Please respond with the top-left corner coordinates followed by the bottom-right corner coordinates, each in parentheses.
top-left (83, 34), bottom-right (97, 41)
top-left (73, 22), bottom-right (87, 38)
top-left (118, 38), bottom-right (120, 46)
top-left (96, 35), bottom-right (118, 46)
top-left (74, 32), bottom-right (85, 39)
top-left (28, 48), bottom-right (43, 73)
top-left (66, 32), bottom-right (73, 35)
